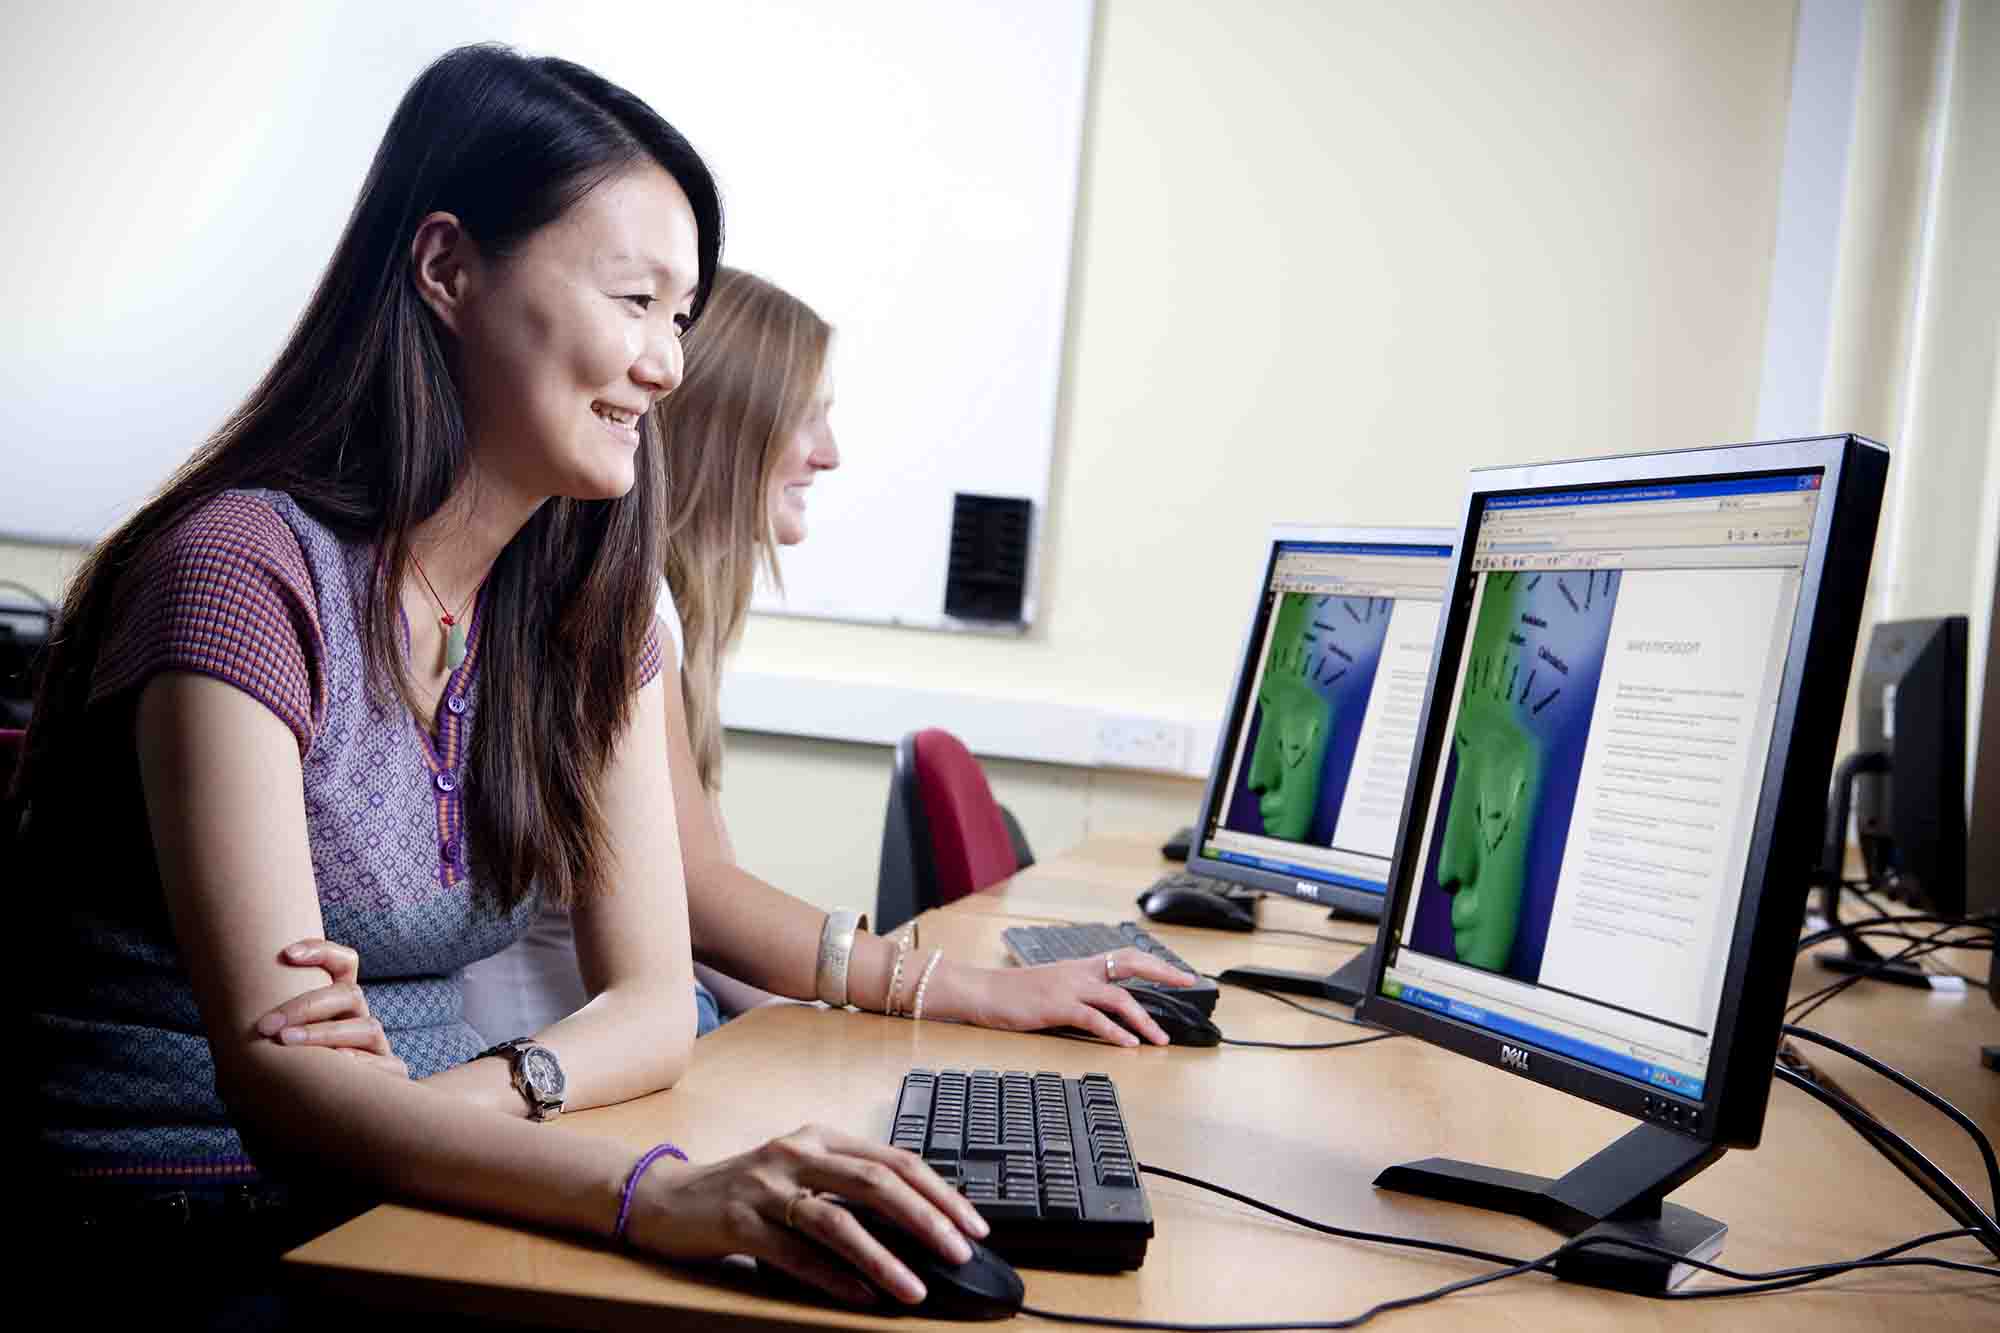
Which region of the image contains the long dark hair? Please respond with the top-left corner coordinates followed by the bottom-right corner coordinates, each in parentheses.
top-left (19, 44), bottom-right (722, 912)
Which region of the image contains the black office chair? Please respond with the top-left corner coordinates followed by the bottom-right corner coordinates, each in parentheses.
top-left (875, 728), bottom-right (1034, 935)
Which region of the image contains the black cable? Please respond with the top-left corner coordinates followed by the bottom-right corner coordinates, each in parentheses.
top-left (1219, 1033), bottom-right (1400, 1051)
top-left (1566, 1228), bottom-right (2000, 1298)
top-left (1773, 1064), bottom-right (2000, 1254)
top-left (1795, 912), bottom-right (1996, 952)
top-left (1795, 924), bottom-right (1995, 989)
top-left (1136, 1162), bottom-right (1531, 1267)
top-left (1783, 1023), bottom-right (2000, 1216)
top-left (1019, 1186), bottom-right (1996, 1331)
top-left (1788, 936), bottom-right (1986, 1024)
top-left (1018, 1252), bottom-right (1557, 1331)
top-left (1787, 929), bottom-right (1986, 1023)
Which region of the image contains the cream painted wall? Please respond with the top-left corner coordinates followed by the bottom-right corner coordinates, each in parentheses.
top-left (713, 0), bottom-right (1801, 893)
top-left (729, 0), bottom-right (1799, 733)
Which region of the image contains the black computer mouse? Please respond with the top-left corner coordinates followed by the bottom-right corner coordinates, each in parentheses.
top-left (839, 1201), bottom-right (1025, 1320)
top-left (1138, 883), bottom-right (1257, 932)
top-left (1132, 988), bottom-right (1223, 1047)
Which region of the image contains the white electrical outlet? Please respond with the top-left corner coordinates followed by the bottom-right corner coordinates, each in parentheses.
top-left (1094, 717), bottom-right (1189, 773)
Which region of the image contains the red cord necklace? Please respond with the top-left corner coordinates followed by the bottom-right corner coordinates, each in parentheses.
top-left (409, 552), bottom-right (481, 670)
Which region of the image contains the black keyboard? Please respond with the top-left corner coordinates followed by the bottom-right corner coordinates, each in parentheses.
top-left (888, 1067), bottom-right (1153, 1269)
top-left (1001, 921), bottom-right (1220, 1016)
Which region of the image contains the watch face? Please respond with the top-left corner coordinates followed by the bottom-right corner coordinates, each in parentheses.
top-left (522, 1046), bottom-right (565, 1100)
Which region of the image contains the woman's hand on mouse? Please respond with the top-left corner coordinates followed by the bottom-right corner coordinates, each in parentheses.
top-left (932, 950), bottom-right (1201, 1046)
top-left (622, 1125), bottom-right (988, 1307)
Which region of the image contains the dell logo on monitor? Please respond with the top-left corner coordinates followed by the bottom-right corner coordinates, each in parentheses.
top-left (1499, 1044), bottom-right (1531, 1072)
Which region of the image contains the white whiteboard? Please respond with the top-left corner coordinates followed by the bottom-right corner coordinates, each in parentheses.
top-left (0, 0), bottom-right (1089, 629)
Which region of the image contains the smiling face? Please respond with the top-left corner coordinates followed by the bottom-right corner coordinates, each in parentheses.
top-left (449, 162), bottom-right (701, 503)
top-left (764, 370), bottom-right (839, 546)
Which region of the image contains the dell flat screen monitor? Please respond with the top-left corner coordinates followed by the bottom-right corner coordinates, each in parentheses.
top-left (1186, 526), bottom-right (1454, 919)
top-left (1358, 435), bottom-right (1887, 1291)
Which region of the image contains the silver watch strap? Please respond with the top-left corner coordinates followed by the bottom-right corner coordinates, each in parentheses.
top-left (816, 908), bottom-right (869, 1007)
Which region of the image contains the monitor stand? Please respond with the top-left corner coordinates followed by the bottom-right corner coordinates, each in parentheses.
top-left (1375, 1122), bottom-right (1727, 1294)
top-left (1216, 949), bottom-right (1376, 1007)
top-left (1216, 905), bottom-right (1381, 1006)
top-left (1814, 751), bottom-right (1933, 988)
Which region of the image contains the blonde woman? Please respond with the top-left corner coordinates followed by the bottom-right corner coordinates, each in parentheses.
top-left (465, 268), bottom-right (1196, 1045)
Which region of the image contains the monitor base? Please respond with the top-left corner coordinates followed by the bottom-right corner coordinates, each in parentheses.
top-left (1216, 946), bottom-right (1376, 1007)
top-left (1375, 1122), bottom-right (1727, 1294)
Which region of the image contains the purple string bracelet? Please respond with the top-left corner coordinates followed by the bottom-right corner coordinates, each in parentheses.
top-left (614, 1141), bottom-right (689, 1243)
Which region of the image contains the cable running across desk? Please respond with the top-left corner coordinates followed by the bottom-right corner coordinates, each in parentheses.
top-left (1788, 923), bottom-right (1996, 1024)
top-left (1018, 1169), bottom-right (1997, 1331)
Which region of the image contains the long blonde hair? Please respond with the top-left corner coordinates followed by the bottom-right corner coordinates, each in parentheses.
top-left (658, 268), bottom-right (832, 791)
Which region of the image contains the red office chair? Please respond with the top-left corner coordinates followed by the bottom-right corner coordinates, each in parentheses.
top-left (876, 728), bottom-right (1034, 933)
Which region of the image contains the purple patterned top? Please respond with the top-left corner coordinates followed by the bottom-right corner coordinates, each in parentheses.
top-left (31, 489), bottom-right (660, 1187)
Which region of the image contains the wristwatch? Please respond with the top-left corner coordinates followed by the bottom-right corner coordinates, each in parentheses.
top-left (475, 1037), bottom-right (567, 1121)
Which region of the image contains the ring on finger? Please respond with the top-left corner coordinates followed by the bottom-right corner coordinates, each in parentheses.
top-left (783, 1186), bottom-right (817, 1230)
top-left (1105, 954), bottom-right (1117, 982)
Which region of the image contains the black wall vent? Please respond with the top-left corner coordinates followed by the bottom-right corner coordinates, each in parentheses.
top-left (945, 493), bottom-right (1032, 623)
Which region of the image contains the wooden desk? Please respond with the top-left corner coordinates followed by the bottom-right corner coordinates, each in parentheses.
top-left (288, 838), bottom-right (1998, 1329)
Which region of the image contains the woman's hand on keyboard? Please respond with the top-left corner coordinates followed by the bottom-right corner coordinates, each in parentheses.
top-left (622, 1124), bottom-right (990, 1307)
top-left (254, 937), bottom-right (410, 1080)
top-left (947, 949), bottom-right (1202, 1046)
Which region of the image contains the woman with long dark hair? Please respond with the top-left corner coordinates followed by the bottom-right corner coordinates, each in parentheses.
top-left (463, 267), bottom-right (1201, 1044)
top-left (23, 46), bottom-right (981, 1323)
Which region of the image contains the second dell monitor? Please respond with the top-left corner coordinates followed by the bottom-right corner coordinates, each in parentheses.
top-left (1188, 526), bottom-right (1453, 917)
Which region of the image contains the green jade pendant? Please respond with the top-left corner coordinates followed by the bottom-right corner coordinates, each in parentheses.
top-left (444, 616), bottom-right (468, 671)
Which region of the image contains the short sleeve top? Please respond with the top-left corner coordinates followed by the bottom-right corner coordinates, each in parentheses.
top-left (31, 489), bottom-right (663, 1188)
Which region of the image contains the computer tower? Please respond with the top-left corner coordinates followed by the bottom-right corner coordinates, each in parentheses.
top-left (1853, 616), bottom-right (1968, 916)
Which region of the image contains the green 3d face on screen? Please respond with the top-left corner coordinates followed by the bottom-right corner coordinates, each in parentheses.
top-left (1434, 567), bottom-right (1616, 972)
top-left (1438, 685), bottom-right (1543, 971)
top-left (1248, 594), bottom-right (1336, 840)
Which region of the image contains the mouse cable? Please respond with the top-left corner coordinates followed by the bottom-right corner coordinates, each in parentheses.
top-left (1018, 1248), bottom-right (1558, 1331)
top-left (1782, 1022), bottom-right (1999, 1216)
top-left (1773, 1064), bottom-right (2000, 1255)
top-left (1204, 974), bottom-right (1376, 1029)
top-left (1135, 1162), bottom-right (1531, 1266)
